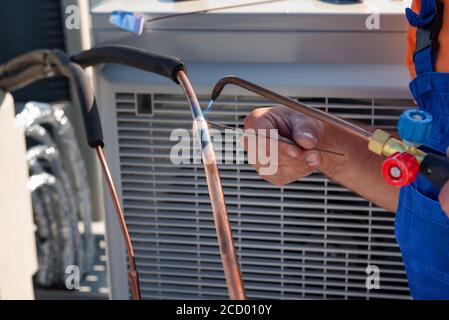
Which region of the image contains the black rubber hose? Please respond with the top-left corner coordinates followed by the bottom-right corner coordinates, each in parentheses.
top-left (0, 64), bottom-right (57, 92)
top-left (0, 45), bottom-right (186, 147)
top-left (420, 153), bottom-right (449, 189)
top-left (49, 50), bottom-right (104, 148)
top-left (71, 45), bottom-right (185, 84)
top-left (0, 50), bottom-right (50, 78)
top-left (0, 49), bottom-right (104, 148)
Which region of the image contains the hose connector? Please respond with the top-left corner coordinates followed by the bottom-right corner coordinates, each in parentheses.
top-left (368, 129), bottom-right (391, 156)
top-left (368, 129), bottom-right (426, 163)
top-left (397, 109), bottom-right (433, 146)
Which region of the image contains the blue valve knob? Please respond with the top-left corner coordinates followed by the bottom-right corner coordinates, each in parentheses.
top-left (397, 109), bottom-right (433, 145)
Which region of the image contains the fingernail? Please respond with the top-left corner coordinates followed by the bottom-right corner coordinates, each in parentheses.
top-left (287, 147), bottom-right (299, 158)
top-left (306, 151), bottom-right (320, 167)
top-left (300, 131), bottom-right (318, 143)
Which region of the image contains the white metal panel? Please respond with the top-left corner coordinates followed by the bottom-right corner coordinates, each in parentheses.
top-left (0, 92), bottom-right (37, 299)
top-left (91, 0), bottom-right (410, 64)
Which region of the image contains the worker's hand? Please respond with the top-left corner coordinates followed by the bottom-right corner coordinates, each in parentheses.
top-left (242, 106), bottom-right (325, 186)
top-left (243, 106), bottom-right (400, 212)
top-left (439, 148), bottom-right (449, 218)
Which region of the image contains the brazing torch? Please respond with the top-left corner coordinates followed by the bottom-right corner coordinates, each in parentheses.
top-left (209, 76), bottom-right (449, 189)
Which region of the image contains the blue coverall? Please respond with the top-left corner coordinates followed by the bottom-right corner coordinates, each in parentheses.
top-left (395, 0), bottom-right (449, 299)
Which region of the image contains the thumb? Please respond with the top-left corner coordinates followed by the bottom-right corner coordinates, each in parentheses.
top-left (291, 116), bottom-right (319, 150)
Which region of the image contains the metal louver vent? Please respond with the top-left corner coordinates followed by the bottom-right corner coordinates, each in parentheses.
top-left (115, 92), bottom-right (411, 300)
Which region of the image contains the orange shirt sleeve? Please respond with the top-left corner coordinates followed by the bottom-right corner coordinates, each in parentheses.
top-left (406, 0), bottom-right (420, 79)
top-left (407, 0), bottom-right (449, 79)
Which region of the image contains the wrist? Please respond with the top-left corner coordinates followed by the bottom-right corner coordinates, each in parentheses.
top-left (314, 122), bottom-right (399, 212)
top-left (317, 123), bottom-right (357, 179)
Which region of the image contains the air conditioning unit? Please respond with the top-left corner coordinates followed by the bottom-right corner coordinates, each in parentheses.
top-left (91, 0), bottom-right (413, 299)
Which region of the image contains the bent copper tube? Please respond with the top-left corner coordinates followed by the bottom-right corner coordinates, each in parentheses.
top-left (177, 71), bottom-right (246, 300)
top-left (211, 76), bottom-right (373, 142)
top-left (96, 146), bottom-right (141, 300)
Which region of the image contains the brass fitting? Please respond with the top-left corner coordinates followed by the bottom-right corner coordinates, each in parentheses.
top-left (368, 129), bottom-right (427, 163)
top-left (368, 129), bottom-right (391, 156)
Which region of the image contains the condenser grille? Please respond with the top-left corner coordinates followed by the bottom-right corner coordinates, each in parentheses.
top-left (115, 92), bottom-right (411, 299)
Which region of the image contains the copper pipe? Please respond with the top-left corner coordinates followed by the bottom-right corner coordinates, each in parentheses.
top-left (177, 71), bottom-right (246, 300)
top-left (211, 76), bottom-right (373, 142)
top-left (96, 146), bottom-right (141, 300)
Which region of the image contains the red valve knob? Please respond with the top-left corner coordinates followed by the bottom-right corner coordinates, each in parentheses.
top-left (381, 152), bottom-right (420, 187)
